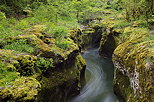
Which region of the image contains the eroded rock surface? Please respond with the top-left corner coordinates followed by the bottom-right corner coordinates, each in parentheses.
top-left (0, 25), bottom-right (86, 102)
top-left (99, 16), bottom-right (154, 102)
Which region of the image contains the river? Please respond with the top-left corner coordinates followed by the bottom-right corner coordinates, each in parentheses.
top-left (70, 48), bottom-right (118, 102)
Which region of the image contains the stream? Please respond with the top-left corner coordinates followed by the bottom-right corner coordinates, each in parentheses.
top-left (70, 48), bottom-right (118, 102)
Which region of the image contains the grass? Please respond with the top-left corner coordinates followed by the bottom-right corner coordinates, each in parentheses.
top-left (114, 20), bottom-right (130, 28)
top-left (0, 20), bottom-right (21, 38)
top-left (3, 40), bottom-right (34, 53)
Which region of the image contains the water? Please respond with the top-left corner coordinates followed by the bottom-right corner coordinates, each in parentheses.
top-left (70, 48), bottom-right (118, 102)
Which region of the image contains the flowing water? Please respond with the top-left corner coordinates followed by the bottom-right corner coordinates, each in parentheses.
top-left (70, 48), bottom-right (118, 102)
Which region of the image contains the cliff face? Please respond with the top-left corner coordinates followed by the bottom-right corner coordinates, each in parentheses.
top-left (0, 25), bottom-right (86, 102)
top-left (113, 27), bottom-right (154, 102)
top-left (99, 17), bottom-right (154, 102)
top-left (38, 54), bottom-right (86, 102)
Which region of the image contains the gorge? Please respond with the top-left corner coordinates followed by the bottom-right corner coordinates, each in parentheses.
top-left (0, 0), bottom-right (153, 102)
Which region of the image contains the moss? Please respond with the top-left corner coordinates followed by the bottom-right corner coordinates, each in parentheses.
top-left (0, 24), bottom-right (86, 101)
top-left (28, 25), bottom-right (46, 34)
top-left (50, 38), bottom-right (79, 60)
top-left (99, 10), bottom-right (154, 102)
top-left (0, 50), bottom-right (19, 86)
top-left (69, 26), bottom-right (102, 50)
top-left (16, 55), bottom-right (37, 76)
top-left (69, 28), bottom-right (84, 48)
top-left (36, 57), bottom-right (53, 73)
top-left (38, 54), bottom-right (86, 102)
top-left (80, 32), bottom-right (93, 48)
top-left (112, 26), bottom-right (154, 102)
top-left (114, 68), bottom-right (132, 101)
top-left (0, 77), bottom-right (41, 101)
top-left (40, 54), bottom-right (86, 89)
top-left (75, 55), bottom-right (86, 70)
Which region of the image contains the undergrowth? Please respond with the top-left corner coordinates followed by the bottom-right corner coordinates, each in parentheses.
top-left (3, 40), bottom-right (34, 54)
top-left (0, 62), bottom-right (19, 87)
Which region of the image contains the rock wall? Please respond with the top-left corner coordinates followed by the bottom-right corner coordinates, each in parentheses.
top-left (38, 54), bottom-right (86, 102)
top-left (0, 25), bottom-right (86, 102)
top-left (113, 32), bottom-right (154, 101)
top-left (99, 19), bottom-right (154, 102)
top-left (69, 24), bottom-right (103, 50)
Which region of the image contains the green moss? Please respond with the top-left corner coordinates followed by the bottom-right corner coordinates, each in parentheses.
top-left (0, 50), bottom-right (19, 87)
top-left (16, 55), bottom-right (37, 76)
top-left (75, 55), bottom-right (86, 70)
top-left (0, 23), bottom-right (84, 102)
top-left (69, 26), bottom-right (101, 50)
top-left (38, 54), bottom-right (86, 101)
top-left (36, 57), bottom-right (53, 73)
top-left (99, 10), bottom-right (154, 102)
top-left (114, 68), bottom-right (132, 101)
top-left (50, 38), bottom-right (79, 60)
top-left (0, 77), bottom-right (41, 101)
top-left (112, 26), bottom-right (154, 102)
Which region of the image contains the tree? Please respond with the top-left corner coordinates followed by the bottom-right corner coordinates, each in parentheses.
top-left (117, 0), bottom-right (154, 21)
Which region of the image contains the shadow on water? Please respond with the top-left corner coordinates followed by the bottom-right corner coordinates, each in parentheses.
top-left (70, 48), bottom-right (118, 102)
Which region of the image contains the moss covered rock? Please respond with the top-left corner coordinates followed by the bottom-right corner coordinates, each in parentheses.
top-left (0, 77), bottom-right (41, 102)
top-left (98, 12), bottom-right (154, 102)
top-left (38, 54), bottom-right (86, 102)
top-left (0, 25), bottom-right (86, 102)
top-left (113, 30), bottom-right (154, 101)
top-left (69, 25), bottom-right (103, 50)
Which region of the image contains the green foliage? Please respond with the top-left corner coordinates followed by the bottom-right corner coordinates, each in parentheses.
top-left (0, 18), bottom-right (21, 38)
top-left (3, 40), bottom-right (34, 53)
top-left (116, 0), bottom-right (154, 21)
top-left (56, 38), bottom-right (70, 50)
top-left (144, 34), bottom-right (154, 42)
top-left (114, 20), bottom-right (130, 28)
top-left (0, 62), bottom-right (19, 87)
top-left (53, 26), bottom-right (69, 38)
top-left (45, 25), bottom-right (69, 39)
top-left (16, 19), bottom-right (29, 30)
top-left (36, 58), bottom-right (53, 72)
top-left (0, 0), bottom-right (46, 16)
top-left (0, 12), bottom-right (6, 20)
top-left (70, 0), bottom-right (106, 22)
top-left (33, 5), bottom-right (56, 23)
top-left (137, 20), bottom-right (150, 28)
